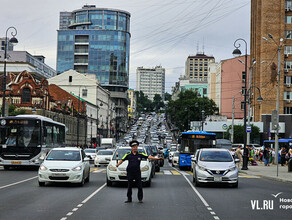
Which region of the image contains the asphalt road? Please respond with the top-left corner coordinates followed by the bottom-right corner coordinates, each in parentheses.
top-left (0, 162), bottom-right (291, 220)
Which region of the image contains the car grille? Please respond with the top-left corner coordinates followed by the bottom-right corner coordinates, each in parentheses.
top-left (49, 169), bottom-right (69, 172)
top-left (209, 170), bottom-right (226, 175)
top-left (119, 176), bottom-right (128, 180)
top-left (49, 176), bottom-right (69, 180)
top-left (118, 167), bottom-right (126, 171)
top-left (222, 177), bottom-right (231, 181)
top-left (2, 154), bottom-right (33, 160)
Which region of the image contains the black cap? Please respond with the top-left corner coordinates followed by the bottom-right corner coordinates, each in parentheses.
top-left (129, 140), bottom-right (139, 147)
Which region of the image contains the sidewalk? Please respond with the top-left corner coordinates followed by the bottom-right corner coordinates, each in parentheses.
top-left (239, 162), bottom-right (292, 184)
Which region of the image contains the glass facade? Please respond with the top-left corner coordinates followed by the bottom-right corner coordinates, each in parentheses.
top-left (57, 7), bottom-right (130, 88)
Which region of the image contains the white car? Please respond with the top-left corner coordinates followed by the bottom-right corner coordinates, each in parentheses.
top-left (168, 147), bottom-right (177, 162)
top-left (172, 152), bottom-right (180, 167)
top-left (94, 149), bottom-right (114, 167)
top-left (106, 147), bottom-right (152, 187)
top-left (192, 148), bottom-right (239, 187)
top-left (38, 147), bottom-right (90, 186)
top-left (84, 148), bottom-right (97, 161)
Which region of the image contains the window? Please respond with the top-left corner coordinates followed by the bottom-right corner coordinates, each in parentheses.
top-left (285, 30), bottom-right (292, 39)
top-left (285, 61), bottom-right (292, 69)
top-left (285, 46), bottom-right (292, 55)
top-left (69, 76), bottom-right (72, 82)
top-left (286, 1), bottom-right (292, 10)
top-left (242, 71), bottom-right (246, 82)
top-left (241, 102), bottom-right (245, 110)
top-left (284, 76), bottom-right (292, 85)
top-left (286, 16), bottom-right (292, 24)
top-left (82, 89), bottom-right (88, 97)
top-left (22, 88), bottom-right (31, 103)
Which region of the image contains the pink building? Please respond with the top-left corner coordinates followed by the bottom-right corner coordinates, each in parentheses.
top-left (220, 55), bottom-right (250, 119)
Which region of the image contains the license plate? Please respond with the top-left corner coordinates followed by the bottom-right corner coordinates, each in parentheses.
top-left (120, 172), bottom-right (127, 176)
top-left (11, 161), bottom-right (21, 164)
top-left (214, 176), bottom-right (222, 182)
top-left (51, 173), bottom-right (66, 176)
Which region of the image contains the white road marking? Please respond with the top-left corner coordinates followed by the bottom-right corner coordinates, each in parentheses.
top-left (179, 171), bottom-right (190, 176)
top-left (207, 207), bottom-right (212, 210)
top-left (72, 208), bottom-right (78, 212)
top-left (77, 204), bottom-right (83, 208)
top-left (210, 212), bottom-right (216, 215)
top-left (214, 216), bottom-right (220, 220)
top-left (0, 176), bottom-right (38, 190)
top-left (60, 218), bottom-right (67, 220)
top-left (66, 212), bottom-right (73, 216)
top-left (163, 170), bottom-right (172, 175)
top-left (82, 183), bottom-right (106, 204)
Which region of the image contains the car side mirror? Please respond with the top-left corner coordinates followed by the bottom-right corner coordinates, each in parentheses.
top-left (84, 157), bottom-right (90, 162)
top-left (234, 159), bottom-right (240, 163)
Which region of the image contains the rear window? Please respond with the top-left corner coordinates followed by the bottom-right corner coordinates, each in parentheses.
top-left (84, 149), bottom-right (96, 153)
top-left (97, 150), bottom-right (113, 155)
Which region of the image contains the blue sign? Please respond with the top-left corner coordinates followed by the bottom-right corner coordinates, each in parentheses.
top-left (246, 125), bottom-right (252, 133)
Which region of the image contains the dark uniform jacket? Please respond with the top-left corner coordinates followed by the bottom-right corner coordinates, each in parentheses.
top-left (122, 151), bottom-right (148, 173)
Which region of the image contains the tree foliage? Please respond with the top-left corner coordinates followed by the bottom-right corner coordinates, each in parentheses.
top-left (167, 90), bottom-right (218, 131)
top-left (8, 105), bottom-right (26, 116)
top-left (135, 91), bottom-right (165, 113)
top-left (226, 124), bottom-right (260, 143)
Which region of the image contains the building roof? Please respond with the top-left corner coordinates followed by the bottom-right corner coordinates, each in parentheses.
top-left (188, 53), bottom-right (214, 59)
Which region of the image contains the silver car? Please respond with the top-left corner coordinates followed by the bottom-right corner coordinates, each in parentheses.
top-left (192, 148), bottom-right (238, 187)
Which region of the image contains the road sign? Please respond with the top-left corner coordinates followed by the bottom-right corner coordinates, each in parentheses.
top-left (246, 125), bottom-right (252, 133)
top-left (222, 124), bottom-right (228, 130)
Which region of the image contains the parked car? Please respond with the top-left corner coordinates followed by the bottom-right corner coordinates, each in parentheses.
top-left (172, 152), bottom-right (180, 167)
top-left (192, 148), bottom-right (239, 187)
top-left (106, 146), bottom-right (152, 187)
top-left (94, 149), bottom-right (114, 167)
top-left (38, 147), bottom-right (90, 186)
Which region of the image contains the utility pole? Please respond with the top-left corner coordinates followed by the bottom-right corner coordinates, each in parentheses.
top-left (231, 96), bottom-right (235, 143)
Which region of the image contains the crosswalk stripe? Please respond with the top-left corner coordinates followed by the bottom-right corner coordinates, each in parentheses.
top-left (179, 171), bottom-right (190, 176)
top-left (170, 170), bottom-right (181, 175)
top-left (163, 170), bottom-right (172, 175)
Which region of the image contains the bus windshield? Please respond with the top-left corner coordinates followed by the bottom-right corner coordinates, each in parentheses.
top-left (0, 120), bottom-right (41, 147)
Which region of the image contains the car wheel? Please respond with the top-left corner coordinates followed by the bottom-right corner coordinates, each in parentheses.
top-left (106, 178), bottom-right (112, 186)
top-left (172, 163), bottom-right (174, 167)
top-left (94, 164), bottom-right (97, 167)
top-left (194, 174), bottom-right (200, 187)
top-left (145, 179), bottom-right (151, 187)
top-left (38, 181), bottom-right (45, 187)
top-left (232, 181), bottom-right (238, 188)
top-left (85, 173), bottom-right (90, 183)
top-left (78, 175), bottom-right (85, 187)
top-left (155, 166), bottom-right (160, 172)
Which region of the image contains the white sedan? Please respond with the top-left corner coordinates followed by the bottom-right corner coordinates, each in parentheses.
top-left (94, 149), bottom-right (114, 167)
top-left (106, 147), bottom-right (152, 187)
top-left (38, 147), bottom-right (90, 186)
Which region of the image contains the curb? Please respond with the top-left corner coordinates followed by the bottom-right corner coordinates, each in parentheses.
top-left (239, 170), bottom-right (292, 184)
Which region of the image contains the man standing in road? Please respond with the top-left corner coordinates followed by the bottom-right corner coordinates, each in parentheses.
top-left (235, 146), bottom-right (243, 168)
top-left (116, 140), bottom-right (163, 203)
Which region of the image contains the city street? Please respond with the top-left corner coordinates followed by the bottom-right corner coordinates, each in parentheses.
top-left (0, 162), bottom-right (291, 220)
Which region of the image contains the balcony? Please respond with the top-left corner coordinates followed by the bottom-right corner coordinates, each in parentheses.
top-left (68, 20), bottom-right (92, 28)
top-left (74, 49), bottom-right (89, 55)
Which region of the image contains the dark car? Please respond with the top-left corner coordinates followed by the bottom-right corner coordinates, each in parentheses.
top-left (151, 145), bottom-right (164, 167)
top-left (143, 145), bottom-right (156, 178)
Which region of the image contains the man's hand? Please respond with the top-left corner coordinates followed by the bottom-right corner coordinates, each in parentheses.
top-left (116, 164), bottom-right (119, 167)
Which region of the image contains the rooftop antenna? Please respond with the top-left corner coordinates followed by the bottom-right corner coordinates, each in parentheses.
top-left (196, 42), bottom-right (199, 54)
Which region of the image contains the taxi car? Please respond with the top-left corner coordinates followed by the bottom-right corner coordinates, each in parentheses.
top-left (106, 146), bottom-right (152, 187)
top-left (38, 147), bottom-right (90, 186)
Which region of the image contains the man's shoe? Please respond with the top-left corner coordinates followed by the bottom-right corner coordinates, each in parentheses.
top-left (124, 200), bottom-right (132, 203)
top-left (138, 200), bottom-right (143, 203)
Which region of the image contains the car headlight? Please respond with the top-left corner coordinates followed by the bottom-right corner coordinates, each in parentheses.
top-left (72, 166), bottom-right (82, 171)
top-left (198, 165), bottom-right (207, 171)
top-left (108, 164), bottom-right (117, 171)
top-left (141, 165), bottom-right (149, 171)
top-left (39, 164), bottom-right (47, 171)
top-left (229, 166), bottom-right (237, 171)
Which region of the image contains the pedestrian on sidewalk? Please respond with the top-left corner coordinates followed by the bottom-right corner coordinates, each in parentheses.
top-left (280, 147), bottom-right (287, 166)
top-left (116, 140), bottom-right (163, 203)
top-left (263, 147), bottom-right (270, 166)
top-left (271, 149), bottom-right (276, 164)
top-left (235, 146), bottom-right (243, 168)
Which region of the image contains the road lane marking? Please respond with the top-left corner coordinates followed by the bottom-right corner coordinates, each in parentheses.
top-left (60, 183), bottom-right (106, 220)
top-left (82, 183), bottom-right (106, 203)
top-left (214, 216), bottom-right (220, 220)
top-left (239, 174), bottom-right (260, 178)
top-left (93, 169), bottom-right (106, 173)
top-left (173, 167), bottom-right (220, 220)
top-left (0, 176), bottom-right (37, 190)
top-left (180, 171), bottom-right (190, 176)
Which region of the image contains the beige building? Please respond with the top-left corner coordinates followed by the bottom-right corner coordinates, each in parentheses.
top-left (128, 89), bottom-right (136, 119)
top-left (251, 0), bottom-right (292, 121)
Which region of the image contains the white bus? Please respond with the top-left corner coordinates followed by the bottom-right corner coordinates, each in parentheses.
top-left (0, 115), bottom-right (66, 169)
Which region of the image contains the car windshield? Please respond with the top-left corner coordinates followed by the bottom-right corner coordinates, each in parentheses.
top-left (200, 151), bottom-right (233, 162)
top-left (150, 146), bottom-right (158, 153)
top-left (97, 150), bottom-right (113, 155)
top-left (112, 148), bottom-right (146, 160)
top-left (84, 149), bottom-right (96, 153)
top-left (174, 152), bottom-right (180, 156)
top-left (170, 147), bottom-right (176, 152)
top-left (46, 150), bottom-right (81, 161)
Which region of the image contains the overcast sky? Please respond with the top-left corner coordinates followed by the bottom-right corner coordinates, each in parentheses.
top-left (1, 0), bottom-right (250, 92)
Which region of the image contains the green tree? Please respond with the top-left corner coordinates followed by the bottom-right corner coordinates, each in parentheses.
top-left (153, 94), bottom-right (164, 112)
top-left (164, 92), bottom-right (172, 102)
top-left (226, 124), bottom-right (260, 143)
top-left (8, 105), bottom-right (26, 116)
top-left (135, 91), bottom-right (152, 113)
top-left (167, 90), bottom-right (218, 131)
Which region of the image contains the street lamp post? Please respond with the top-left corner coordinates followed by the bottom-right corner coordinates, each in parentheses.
top-left (201, 110), bottom-right (205, 131)
top-left (2, 27), bottom-right (18, 117)
top-left (90, 114), bottom-right (93, 147)
top-left (232, 38), bottom-right (248, 170)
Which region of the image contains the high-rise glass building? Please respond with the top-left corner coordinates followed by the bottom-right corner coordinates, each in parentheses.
top-left (57, 5), bottom-right (131, 136)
